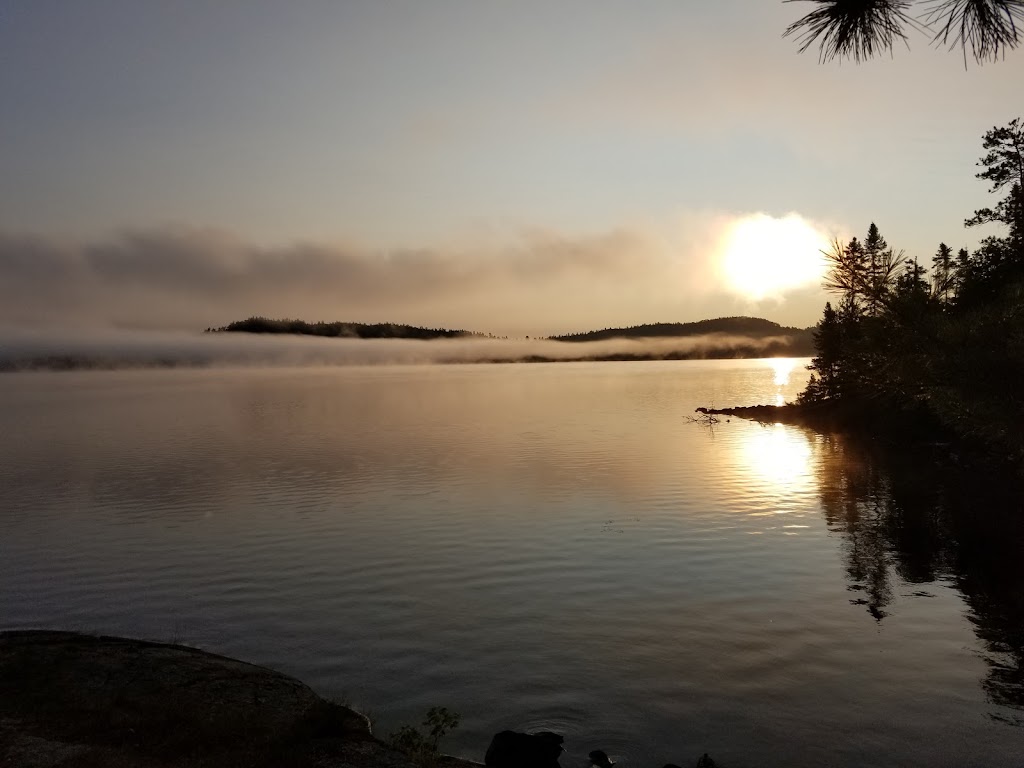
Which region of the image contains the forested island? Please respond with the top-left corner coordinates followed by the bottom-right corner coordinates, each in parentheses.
top-left (549, 316), bottom-right (812, 345)
top-left (208, 317), bottom-right (482, 340)
top-left (210, 315), bottom-right (814, 356)
top-left (709, 119), bottom-right (1024, 474)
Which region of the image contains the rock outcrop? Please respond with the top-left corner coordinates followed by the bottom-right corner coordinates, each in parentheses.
top-left (0, 630), bottom-right (439, 768)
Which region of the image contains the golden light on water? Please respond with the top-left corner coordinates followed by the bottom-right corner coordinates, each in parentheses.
top-left (741, 423), bottom-right (813, 492)
top-left (770, 357), bottom-right (798, 386)
top-left (718, 213), bottom-right (830, 300)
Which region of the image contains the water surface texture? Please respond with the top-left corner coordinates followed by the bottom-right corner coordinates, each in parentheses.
top-left (2, 360), bottom-right (1022, 767)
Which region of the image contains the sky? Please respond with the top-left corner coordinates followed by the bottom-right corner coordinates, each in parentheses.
top-left (1, 1), bottom-right (1021, 336)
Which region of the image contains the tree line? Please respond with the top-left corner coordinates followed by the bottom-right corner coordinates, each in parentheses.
top-left (211, 317), bottom-right (482, 340)
top-left (799, 118), bottom-right (1024, 465)
top-left (551, 317), bottom-right (812, 345)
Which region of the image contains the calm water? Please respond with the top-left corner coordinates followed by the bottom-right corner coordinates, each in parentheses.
top-left (2, 360), bottom-right (1023, 767)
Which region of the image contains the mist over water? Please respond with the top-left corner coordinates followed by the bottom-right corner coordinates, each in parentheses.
top-left (0, 329), bottom-right (801, 369)
top-left (2, 361), bottom-right (1022, 767)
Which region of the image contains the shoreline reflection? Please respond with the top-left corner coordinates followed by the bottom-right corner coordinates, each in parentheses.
top-left (809, 431), bottom-right (1024, 718)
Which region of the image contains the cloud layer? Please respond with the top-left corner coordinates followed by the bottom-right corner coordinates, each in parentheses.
top-left (0, 218), bottom-right (830, 336)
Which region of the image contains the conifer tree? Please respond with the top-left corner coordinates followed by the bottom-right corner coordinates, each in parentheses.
top-left (862, 223), bottom-right (900, 316)
top-left (810, 301), bottom-right (843, 399)
top-left (965, 118), bottom-right (1024, 273)
top-left (953, 247), bottom-right (972, 297)
top-left (784, 0), bottom-right (1024, 63)
top-left (822, 236), bottom-right (868, 309)
top-left (932, 242), bottom-right (954, 303)
top-left (954, 118), bottom-right (1024, 304)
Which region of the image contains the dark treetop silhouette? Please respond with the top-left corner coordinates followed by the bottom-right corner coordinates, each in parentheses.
top-left (211, 317), bottom-right (481, 340)
top-left (784, 0), bottom-right (1024, 63)
top-left (703, 120), bottom-right (1024, 472)
top-left (794, 118), bottom-right (1024, 468)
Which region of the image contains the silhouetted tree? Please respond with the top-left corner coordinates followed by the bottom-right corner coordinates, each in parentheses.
top-left (822, 236), bottom-right (868, 308)
top-left (965, 118), bottom-right (1024, 270)
top-left (864, 223), bottom-right (888, 316)
top-left (821, 225), bottom-right (901, 317)
top-left (968, 118), bottom-right (1024, 224)
top-left (801, 119), bottom-right (1024, 466)
top-left (784, 0), bottom-right (1024, 63)
top-left (890, 256), bottom-right (933, 322)
top-left (952, 246), bottom-right (973, 295)
top-left (932, 242), bottom-right (955, 303)
top-left (802, 301), bottom-right (844, 400)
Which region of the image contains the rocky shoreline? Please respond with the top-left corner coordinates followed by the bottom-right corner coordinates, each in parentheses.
top-left (0, 631), bottom-right (724, 768)
top-left (0, 630), bottom-right (482, 768)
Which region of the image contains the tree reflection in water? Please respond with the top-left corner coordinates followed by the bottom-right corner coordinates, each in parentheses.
top-left (812, 432), bottom-right (1024, 717)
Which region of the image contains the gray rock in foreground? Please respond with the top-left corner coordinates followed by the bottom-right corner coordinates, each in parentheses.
top-left (0, 630), bottom-right (474, 768)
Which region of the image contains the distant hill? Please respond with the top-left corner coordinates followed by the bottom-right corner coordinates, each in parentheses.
top-left (206, 315), bottom-right (815, 358)
top-left (211, 316), bottom-right (482, 340)
top-left (551, 316), bottom-right (813, 344)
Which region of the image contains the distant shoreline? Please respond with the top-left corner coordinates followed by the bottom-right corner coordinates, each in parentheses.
top-left (210, 314), bottom-right (814, 346)
top-left (0, 348), bottom-right (810, 372)
top-left (0, 315), bottom-right (815, 371)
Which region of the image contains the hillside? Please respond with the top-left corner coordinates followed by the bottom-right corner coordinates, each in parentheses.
top-left (550, 316), bottom-right (813, 344)
top-left (211, 316), bottom-right (481, 340)
top-left (212, 316), bottom-right (813, 347)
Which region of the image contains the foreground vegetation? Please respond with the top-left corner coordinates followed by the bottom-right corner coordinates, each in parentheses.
top-left (784, 0), bottom-right (1024, 63)
top-left (795, 118), bottom-right (1024, 471)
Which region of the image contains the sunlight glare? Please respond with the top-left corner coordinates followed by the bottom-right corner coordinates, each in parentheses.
top-left (742, 423), bottom-right (812, 492)
top-left (770, 357), bottom-right (797, 386)
top-left (719, 213), bottom-right (830, 300)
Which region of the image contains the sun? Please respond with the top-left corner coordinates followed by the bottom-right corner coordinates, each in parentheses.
top-left (718, 213), bottom-right (831, 300)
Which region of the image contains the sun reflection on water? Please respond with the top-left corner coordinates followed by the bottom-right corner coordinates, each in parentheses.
top-left (770, 357), bottom-right (798, 386)
top-left (741, 422), bottom-right (813, 493)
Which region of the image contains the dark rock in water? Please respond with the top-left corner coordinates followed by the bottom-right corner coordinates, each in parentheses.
top-left (696, 754), bottom-right (716, 768)
top-left (485, 730), bottom-right (564, 768)
top-left (589, 749), bottom-right (614, 768)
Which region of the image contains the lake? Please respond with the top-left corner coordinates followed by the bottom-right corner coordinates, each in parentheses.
top-left (1, 359), bottom-right (1022, 767)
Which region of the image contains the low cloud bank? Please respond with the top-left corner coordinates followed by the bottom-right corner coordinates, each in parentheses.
top-left (0, 329), bottom-right (805, 371)
top-left (0, 218), bottom-right (830, 335)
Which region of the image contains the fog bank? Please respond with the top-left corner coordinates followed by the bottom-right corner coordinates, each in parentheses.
top-left (0, 220), bottom-right (829, 336)
top-left (0, 329), bottom-right (804, 371)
